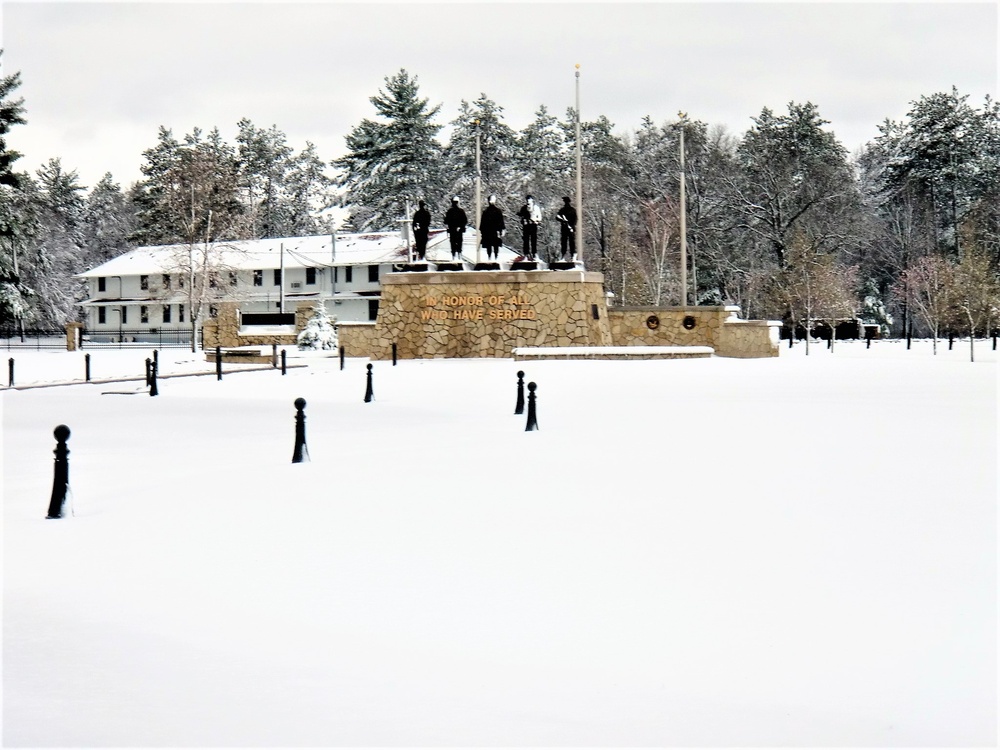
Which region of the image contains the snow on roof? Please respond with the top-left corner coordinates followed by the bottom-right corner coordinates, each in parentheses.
top-left (77, 231), bottom-right (413, 278)
top-left (78, 229), bottom-right (525, 278)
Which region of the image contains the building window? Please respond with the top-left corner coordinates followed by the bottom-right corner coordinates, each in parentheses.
top-left (140, 275), bottom-right (149, 290)
top-left (98, 277), bottom-right (106, 292)
top-left (345, 266), bottom-right (353, 283)
top-left (162, 305), bottom-right (171, 323)
top-left (253, 269), bottom-right (263, 286)
top-left (162, 274), bottom-right (171, 289)
top-left (178, 304), bottom-right (185, 323)
top-left (140, 305), bottom-right (149, 324)
top-left (306, 267), bottom-right (317, 285)
top-left (368, 265), bottom-right (379, 283)
top-left (273, 269), bottom-right (282, 286)
top-left (98, 306), bottom-right (106, 324)
top-left (121, 306), bottom-right (128, 324)
top-left (368, 299), bottom-right (379, 321)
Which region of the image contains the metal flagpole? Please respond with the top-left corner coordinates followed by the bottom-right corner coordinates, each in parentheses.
top-left (678, 111), bottom-right (688, 306)
top-left (279, 242), bottom-right (285, 313)
top-left (575, 65), bottom-right (583, 266)
top-left (475, 120), bottom-right (482, 265)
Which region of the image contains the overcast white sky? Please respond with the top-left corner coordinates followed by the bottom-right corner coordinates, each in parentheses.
top-left (2, 2), bottom-right (997, 193)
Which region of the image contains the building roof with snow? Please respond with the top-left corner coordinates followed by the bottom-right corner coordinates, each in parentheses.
top-left (77, 229), bottom-right (523, 279)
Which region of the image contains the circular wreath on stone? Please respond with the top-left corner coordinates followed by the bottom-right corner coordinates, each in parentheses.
top-left (682, 315), bottom-right (697, 330)
top-left (646, 315), bottom-right (660, 330)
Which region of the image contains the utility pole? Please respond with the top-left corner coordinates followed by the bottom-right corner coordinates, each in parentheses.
top-left (575, 64), bottom-right (583, 266)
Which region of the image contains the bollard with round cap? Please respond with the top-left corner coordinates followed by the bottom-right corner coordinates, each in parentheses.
top-left (46, 425), bottom-right (71, 519)
top-left (292, 397), bottom-right (309, 463)
top-left (525, 382), bottom-right (539, 431)
top-left (364, 363), bottom-right (374, 403)
top-left (514, 370), bottom-right (525, 415)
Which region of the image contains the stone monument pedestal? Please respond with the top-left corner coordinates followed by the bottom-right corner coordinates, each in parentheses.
top-left (371, 269), bottom-right (612, 359)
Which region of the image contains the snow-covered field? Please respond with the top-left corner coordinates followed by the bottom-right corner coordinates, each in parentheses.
top-left (2, 340), bottom-right (996, 746)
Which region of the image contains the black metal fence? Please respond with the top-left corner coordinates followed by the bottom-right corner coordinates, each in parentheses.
top-left (81, 328), bottom-right (200, 349)
top-left (0, 329), bottom-right (67, 350)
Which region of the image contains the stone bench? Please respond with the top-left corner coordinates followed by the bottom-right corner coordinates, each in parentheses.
top-left (512, 345), bottom-right (714, 361)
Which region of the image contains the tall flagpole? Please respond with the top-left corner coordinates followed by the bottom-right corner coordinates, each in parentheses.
top-left (575, 64), bottom-right (583, 266)
top-left (475, 119), bottom-right (482, 265)
top-left (678, 111), bottom-right (688, 306)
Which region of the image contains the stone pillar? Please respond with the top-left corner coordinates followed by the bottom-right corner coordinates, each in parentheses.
top-left (65, 322), bottom-right (83, 351)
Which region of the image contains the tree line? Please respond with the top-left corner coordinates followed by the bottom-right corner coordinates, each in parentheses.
top-left (1, 59), bottom-right (998, 347)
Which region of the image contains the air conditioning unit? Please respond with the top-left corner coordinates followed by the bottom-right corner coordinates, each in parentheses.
top-left (290, 282), bottom-right (302, 290)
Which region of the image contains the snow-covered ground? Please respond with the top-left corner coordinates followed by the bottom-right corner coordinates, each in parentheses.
top-left (2, 339), bottom-right (996, 746)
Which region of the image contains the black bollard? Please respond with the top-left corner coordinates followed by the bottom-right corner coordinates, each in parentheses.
top-left (145, 357), bottom-right (152, 386)
top-left (788, 333), bottom-right (793, 349)
top-left (364, 363), bottom-right (374, 402)
top-left (216, 345), bottom-right (222, 381)
top-left (281, 348), bottom-right (287, 375)
top-left (906, 326), bottom-right (912, 349)
top-left (153, 349), bottom-right (159, 371)
top-left (525, 382), bottom-right (539, 431)
top-left (46, 425), bottom-right (71, 519)
top-left (948, 332), bottom-right (954, 350)
top-left (272, 343), bottom-right (278, 368)
top-left (149, 360), bottom-right (158, 396)
top-left (993, 331), bottom-right (997, 350)
top-left (85, 352), bottom-right (91, 381)
top-left (514, 370), bottom-right (525, 415)
top-left (292, 397), bottom-right (309, 463)
top-left (339, 345), bottom-right (345, 371)
top-left (8, 357), bottom-right (13, 387)
top-left (392, 342), bottom-right (397, 366)
top-left (866, 332), bottom-right (872, 349)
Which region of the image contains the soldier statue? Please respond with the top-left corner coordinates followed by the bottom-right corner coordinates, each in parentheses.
top-left (444, 197), bottom-right (467, 261)
top-left (516, 194), bottom-right (541, 261)
top-left (556, 196), bottom-right (578, 261)
top-left (480, 194), bottom-right (505, 261)
top-left (412, 200), bottom-right (431, 260)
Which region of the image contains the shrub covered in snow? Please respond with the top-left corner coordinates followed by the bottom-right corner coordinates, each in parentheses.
top-left (297, 303), bottom-right (338, 350)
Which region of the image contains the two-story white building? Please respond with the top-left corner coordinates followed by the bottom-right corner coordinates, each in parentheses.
top-left (77, 229), bottom-right (520, 343)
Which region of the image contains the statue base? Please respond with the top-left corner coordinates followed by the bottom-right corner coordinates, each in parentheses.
top-left (549, 261), bottom-right (577, 270)
top-left (397, 262), bottom-right (429, 272)
top-left (474, 262), bottom-right (501, 271)
top-left (510, 261), bottom-right (538, 271)
top-left (435, 262), bottom-right (464, 271)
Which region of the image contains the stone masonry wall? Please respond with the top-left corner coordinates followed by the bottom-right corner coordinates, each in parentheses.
top-left (607, 306), bottom-right (780, 358)
top-left (202, 301), bottom-right (306, 348)
top-left (371, 271), bottom-right (613, 359)
top-left (338, 322), bottom-right (378, 357)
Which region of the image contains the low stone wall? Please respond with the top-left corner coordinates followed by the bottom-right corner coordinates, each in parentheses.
top-left (371, 270), bottom-right (613, 359)
top-left (607, 306), bottom-right (780, 358)
top-left (717, 320), bottom-right (782, 358)
top-left (202, 302), bottom-right (310, 348)
top-left (338, 322), bottom-right (378, 357)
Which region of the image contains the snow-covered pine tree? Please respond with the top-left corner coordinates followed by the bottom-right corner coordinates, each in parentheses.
top-left (332, 69), bottom-right (444, 232)
top-left (17, 159), bottom-right (87, 326)
top-left (0, 49), bottom-right (30, 327)
top-left (442, 95), bottom-right (517, 205)
top-left (858, 277), bottom-right (893, 336)
top-left (297, 303), bottom-right (338, 350)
